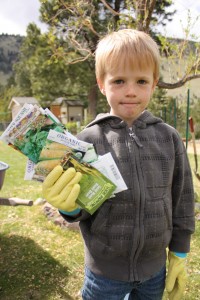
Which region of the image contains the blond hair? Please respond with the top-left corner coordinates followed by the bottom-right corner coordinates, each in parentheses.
top-left (95, 29), bottom-right (160, 82)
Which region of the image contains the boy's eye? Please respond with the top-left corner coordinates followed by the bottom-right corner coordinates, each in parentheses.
top-left (137, 79), bottom-right (147, 85)
top-left (114, 79), bottom-right (124, 84)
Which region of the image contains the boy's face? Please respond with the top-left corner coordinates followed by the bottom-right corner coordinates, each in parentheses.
top-left (98, 64), bottom-right (157, 127)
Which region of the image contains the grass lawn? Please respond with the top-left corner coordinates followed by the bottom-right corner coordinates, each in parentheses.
top-left (0, 140), bottom-right (200, 300)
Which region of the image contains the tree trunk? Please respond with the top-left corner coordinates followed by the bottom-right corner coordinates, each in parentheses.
top-left (88, 82), bottom-right (98, 120)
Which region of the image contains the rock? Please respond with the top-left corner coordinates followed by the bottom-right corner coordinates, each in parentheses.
top-left (34, 198), bottom-right (46, 205)
top-left (42, 203), bottom-right (80, 231)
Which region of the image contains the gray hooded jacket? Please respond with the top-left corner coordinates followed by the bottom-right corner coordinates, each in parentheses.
top-left (62, 110), bottom-right (195, 282)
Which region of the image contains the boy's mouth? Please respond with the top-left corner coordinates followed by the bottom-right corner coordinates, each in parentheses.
top-left (120, 102), bottom-right (140, 106)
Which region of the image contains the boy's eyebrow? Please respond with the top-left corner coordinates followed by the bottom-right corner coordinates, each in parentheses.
top-left (110, 75), bottom-right (125, 79)
top-left (136, 75), bottom-right (152, 80)
top-left (109, 74), bottom-right (153, 80)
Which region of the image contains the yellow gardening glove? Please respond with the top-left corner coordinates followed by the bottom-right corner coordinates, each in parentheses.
top-left (166, 251), bottom-right (187, 300)
top-left (42, 165), bottom-right (82, 212)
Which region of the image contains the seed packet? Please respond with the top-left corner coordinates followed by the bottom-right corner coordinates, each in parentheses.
top-left (33, 141), bottom-right (71, 180)
top-left (0, 103), bottom-right (35, 144)
top-left (45, 129), bottom-right (98, 163)
top-left (91, 153), bottom-right (128, 194)
top-left (0, 104), bottom-right (65, 163)
top-left (61, 155), bottom-right (116, 215)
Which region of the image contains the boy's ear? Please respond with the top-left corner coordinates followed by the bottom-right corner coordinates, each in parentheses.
top-left (151, 79), bottom-right (158, 93)
top-left (97, 79), bottom-right (106, 95)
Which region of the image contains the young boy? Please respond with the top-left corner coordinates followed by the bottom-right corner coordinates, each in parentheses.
top-left (42, 29), bottom-right (195, 300)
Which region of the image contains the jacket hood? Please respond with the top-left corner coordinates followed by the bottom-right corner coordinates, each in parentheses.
top-left (86, 110), bottom-right (163, 129)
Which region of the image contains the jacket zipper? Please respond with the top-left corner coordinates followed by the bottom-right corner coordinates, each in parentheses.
top-left (128, 127), bottom-right (145, 281)
top-left (129, 128), bottom-right (143, 148)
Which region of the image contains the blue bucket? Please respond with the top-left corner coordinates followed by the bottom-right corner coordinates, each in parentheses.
top-left (0, 161), bottom-right (9, 190)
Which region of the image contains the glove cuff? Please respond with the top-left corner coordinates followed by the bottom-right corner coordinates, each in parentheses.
top-left (59, 208), bottom-right (81, 216)
top-left (173, 251), bottom-right (187, 258)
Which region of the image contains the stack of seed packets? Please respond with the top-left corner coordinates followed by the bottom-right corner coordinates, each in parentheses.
top-left (0, 104), bottom-right (127, 214)
top-left (36, 129), bottom-right (127, 214)
top-left (0, 103), bottom-right (65, 163)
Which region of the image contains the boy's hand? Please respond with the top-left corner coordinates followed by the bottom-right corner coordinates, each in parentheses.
top-left (166, 251), bottom-right (187, 300)
top-left (42, 165), bottom-right (82, 212)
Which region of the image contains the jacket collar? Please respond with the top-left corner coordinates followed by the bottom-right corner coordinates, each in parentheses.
top-left (86, 110), bottom-right (163, 130)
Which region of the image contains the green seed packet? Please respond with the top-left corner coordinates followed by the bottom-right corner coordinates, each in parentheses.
top-left (62, 155), bottom-right (116, 215)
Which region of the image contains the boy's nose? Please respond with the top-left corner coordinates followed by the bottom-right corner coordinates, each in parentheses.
top-left (126, 83), bottom-right (137, 96)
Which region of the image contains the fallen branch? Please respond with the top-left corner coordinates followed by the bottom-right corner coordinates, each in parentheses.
top-left (0, 197), bottom-right (33, 206)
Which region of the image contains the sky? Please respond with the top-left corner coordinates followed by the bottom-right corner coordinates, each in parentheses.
top-left (0, 0), bottom-right (200, 40)
top-left (158, 0), bottom-right (200, 40)
top-left (0, 0), bottom-right (47, 36)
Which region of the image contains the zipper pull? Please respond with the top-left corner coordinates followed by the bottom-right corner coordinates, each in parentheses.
top-left (129, 128), bottom-right (143, 148)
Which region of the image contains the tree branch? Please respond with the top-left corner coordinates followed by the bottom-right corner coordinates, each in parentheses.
top-left (136, 0), bottom-right (156, 32)
top-left (145, 0), bottom-right (157, 32)
top-left (100, 0), bottom-right (132, 20)
top-left (158, 74), bottom-right (200, 89)
top-left (64, 52), bottom-right (92, 64)
top-left (100, 0), bottom-right (120, 16)
top-left (82, 18), bottom-right (101, 37)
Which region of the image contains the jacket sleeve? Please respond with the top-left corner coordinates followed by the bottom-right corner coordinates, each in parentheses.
top-left (169, 133), bottom-right (195, 253)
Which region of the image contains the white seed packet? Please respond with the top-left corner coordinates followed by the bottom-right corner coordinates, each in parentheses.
top-left (91, 152), bottom-right (128, 194)
top-left (0, 103), bottom-right (34, 144)
top-left (47, 129), bottom-right (91, 152)
top-left (24, 159), bottom-right (35, 180)
top-left (47, 129), bottom-right (98, 163)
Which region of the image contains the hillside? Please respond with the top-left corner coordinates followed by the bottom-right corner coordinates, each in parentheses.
top-left (0, 34), bottom-right (24, 85)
